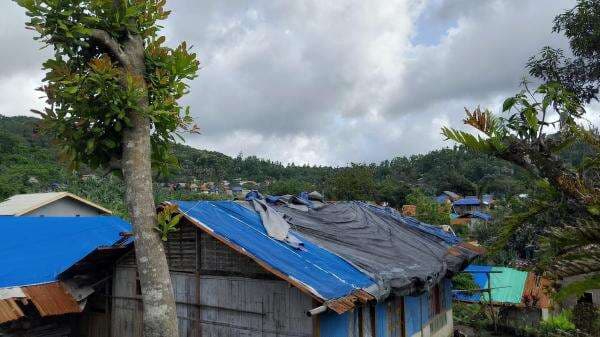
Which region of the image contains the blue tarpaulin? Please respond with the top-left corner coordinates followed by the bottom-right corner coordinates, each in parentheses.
top-left (469, 211), bottom-right (493, 221)
top-left (0, 216), bottom-right (131, 288)
top-left (453, 196), bottom-right (481, 206)
top-left (453, 264), bottom-right (492, 302)
top-left (173, 200), bottom-right (377, 300)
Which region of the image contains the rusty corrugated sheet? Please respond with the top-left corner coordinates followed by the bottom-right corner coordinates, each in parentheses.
top-left (22, 282), bottom-right (81, 317)
top-left (0, 299), bottom-right (24, 324)
top-left (523, 273), bottom-right (552, 309)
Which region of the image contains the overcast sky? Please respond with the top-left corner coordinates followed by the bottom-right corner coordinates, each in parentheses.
top-left (2, 0), bottom-right (593, 166)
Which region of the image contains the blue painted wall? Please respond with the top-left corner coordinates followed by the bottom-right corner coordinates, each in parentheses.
top-left (375, 301), bottom-right (388, 337)
top-left (319, 278), bottom-right (452, 337)
top-left (320, 310), bottom-right (349, 337)
top-left (404, 294), bottom-right (422, 336)
top-left (443, 278), bottom-right (453, 310)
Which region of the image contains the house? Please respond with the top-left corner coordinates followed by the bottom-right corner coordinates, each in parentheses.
top-left (451, 211), bottom-right (492, 229)
top-left (481, 194), bottom-right (494, 207)
top-left (110, 199), bottom-right (480, 337)
top-left (0, 192), bottom-right (112, 216)
top-left (454, 265), bottom-right (552, 330)
top-left (452, 196), bottom-right (481, 215)
top-left (435, 191), bottom-right (462, 204)
top-left (0, 216), bottom-right (131, 335)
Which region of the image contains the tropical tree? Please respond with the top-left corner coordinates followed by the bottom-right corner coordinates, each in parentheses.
top-left (528, 0), bottom-right (600, 103)
top-left (442, 80), bottom-right (600, 298)
top-left (405, 188), bottom-right (450, 226)
top-left (15, 1), bottom-right (200, 336)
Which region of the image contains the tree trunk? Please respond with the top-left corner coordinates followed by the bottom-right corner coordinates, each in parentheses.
top-left (120, 35), bottom-right (179, 337)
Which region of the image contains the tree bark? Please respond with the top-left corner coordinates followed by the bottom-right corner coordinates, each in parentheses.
top-left (120, 34), bottom-right (179, 337)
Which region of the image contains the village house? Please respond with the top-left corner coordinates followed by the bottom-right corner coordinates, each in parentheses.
top-left (455, 265), bottom-right (552, 331)
top-left (451, 196), bottom-right (482, 215)
top-left (0, 216), bottom-right (131, 336)
top-left (0, 192), bottom-right (480, 337)
top-left (0, 192), bottom-right (112, 216)
top-left (110, 198), bottom-right (480, 337)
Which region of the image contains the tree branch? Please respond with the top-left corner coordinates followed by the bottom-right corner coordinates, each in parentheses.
top-left (89, 29), bottom-right (129, 67)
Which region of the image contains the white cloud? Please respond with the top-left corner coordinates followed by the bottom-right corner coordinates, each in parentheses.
top-left (1, 0), bottom-right (590, 165)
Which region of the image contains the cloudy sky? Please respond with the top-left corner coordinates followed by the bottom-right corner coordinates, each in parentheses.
top-left (1, 0), bottom-right (589, 166)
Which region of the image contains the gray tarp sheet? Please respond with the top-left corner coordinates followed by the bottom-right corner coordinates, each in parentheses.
top-left (270, 201), bottom-right (477, 297)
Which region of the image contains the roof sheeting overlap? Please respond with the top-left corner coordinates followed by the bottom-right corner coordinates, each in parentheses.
top-left (0, 216), bottom-right (130, 288)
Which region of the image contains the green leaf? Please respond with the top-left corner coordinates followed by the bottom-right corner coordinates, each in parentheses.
top-left (502, 97), bottom-right (516, 112)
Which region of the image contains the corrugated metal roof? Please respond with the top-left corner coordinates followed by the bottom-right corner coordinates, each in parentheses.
top-left (0, 216), bottom-right (131, 288)
top-left (22, 282), bottom-right (81, 316)
top-left (0, 299), bottom-right (24, 324)
top-left (0, 192), bottom-right (112, 216)
top-left (454, 265), bottom-right (529, 305)
top-left (523, 273), bottom-right (552, 308)
top-left (0, 282), bottom-right (83, 324)
top-left (484, 267), bottom-right (528, 304)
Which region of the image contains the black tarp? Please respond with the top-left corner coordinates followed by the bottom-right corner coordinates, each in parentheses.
top-left (272, 201), bottom-right (478, 298)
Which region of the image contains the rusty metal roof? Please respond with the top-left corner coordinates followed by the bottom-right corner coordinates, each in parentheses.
top-left (22, 283), bottom-right (81, 317)
top-left (0, 299), bottom-right (24, 324)
top-left (0, 282), bottom-right (82, 325)
top-left (523, 273), bottom-right (552, 309)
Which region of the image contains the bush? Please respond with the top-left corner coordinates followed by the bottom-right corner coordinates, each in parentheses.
top-left (540, 310), bottom-right (576, 336)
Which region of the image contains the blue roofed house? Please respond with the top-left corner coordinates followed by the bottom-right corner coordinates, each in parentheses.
top-left (452, 196), bottom-right (481, 215)
top-left (0, 216), bottom-right (131, 335)
top-left (109, 197), bottom-right (480, 337)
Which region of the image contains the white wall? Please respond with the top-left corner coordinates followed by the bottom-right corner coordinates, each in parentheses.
top-left (24, 198), bottom-right (106, 216)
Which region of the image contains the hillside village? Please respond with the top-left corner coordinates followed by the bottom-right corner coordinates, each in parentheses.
top-left (1, 1), bottom-right (600, 337)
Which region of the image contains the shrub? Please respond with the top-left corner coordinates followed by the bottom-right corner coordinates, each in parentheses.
top-left (540, 310), bottom-right (576, 336)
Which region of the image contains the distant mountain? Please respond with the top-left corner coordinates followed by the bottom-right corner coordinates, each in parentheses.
top-left (2, 114), bottom-right (588, 205)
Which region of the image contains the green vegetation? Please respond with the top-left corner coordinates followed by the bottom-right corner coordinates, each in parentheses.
top-left (540, 311), bottom-right (576, 336)
top-left (0, 114), bottom-right (539, 208)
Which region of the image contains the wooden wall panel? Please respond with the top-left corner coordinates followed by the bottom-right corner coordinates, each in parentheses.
top-left (111, 269), bottom-right (313, 337)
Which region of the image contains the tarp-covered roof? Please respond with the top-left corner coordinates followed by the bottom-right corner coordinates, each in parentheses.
top-left (173, 201), bottom-right (377, 302)
top-left (453, 196), bottom-right (481, 206)
top-left (0, 216), bottom-right (130, 288)
top-left (172, 200), bottom-right (478, 309)
top-left (458, 211), bottom-right (493, 221)
top-left (454, 265), bottom-right (529, 305)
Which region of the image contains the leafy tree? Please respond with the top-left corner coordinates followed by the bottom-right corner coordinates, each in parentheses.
top-left (327, 164), bottom-right (377, 201)
top-left (264, 179), bottom-right (316, 196)
top-left (15, 1), bottom-right (200, 335)
top-left (442, 80), bottom-right (600, 298)
top-left (528, 0), bottom-right (600, 103)
top-left (374, 178), bottom-right (411, 208)
top-left (405, 189), bottom-right (450, 226)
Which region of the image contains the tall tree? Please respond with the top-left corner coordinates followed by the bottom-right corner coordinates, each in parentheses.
top-left (442, 81), bottom-right (600, 297)
top-left (15, 1), bottom-right (199, 336)
top-left (528, 0), bottom-right (600, 103)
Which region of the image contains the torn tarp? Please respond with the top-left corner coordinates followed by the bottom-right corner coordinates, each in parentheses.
top-left (247, 197), bottom-right (303, 249)
top-left (273, 201), bottom-right (478, 297)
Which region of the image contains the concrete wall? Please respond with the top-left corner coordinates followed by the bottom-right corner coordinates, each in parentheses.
top-left (24, 198), bottom-right (105, 217)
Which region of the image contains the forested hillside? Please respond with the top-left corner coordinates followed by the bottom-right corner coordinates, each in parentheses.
top-left (1, 114), bottom-right (583, 206)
